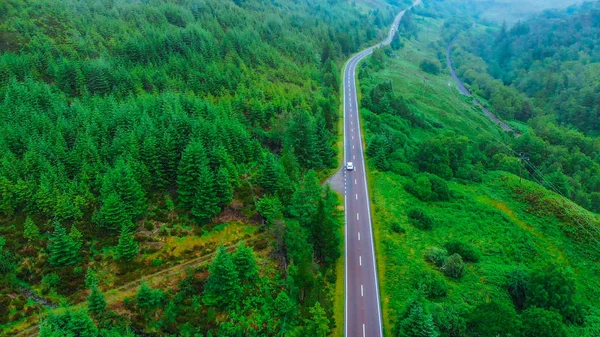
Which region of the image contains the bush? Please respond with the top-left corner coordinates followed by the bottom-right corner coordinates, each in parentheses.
top-left (424, 247), bottom-right (448, 267)
top-left (428, 174), bottom-right (451, 201)
top-left (444, 240), bottom-right (479, 262)
top-left (521, 307), bottom-right (567, 337)
top-left (416, 271), bottom-right (448, 298)
top-left (507, 268), bottom-right (528, 310)
top-left (442, 254), bottom-right (466, 279)
top-left (405, 173), bottom-right (451, 202)
top-left (419, 59), bottom-right (441, 75)
top-left (408, 208), bottom-right (434, 230)
top-left (405, 174), bottom-right (432, 201)
top-left (391, 222), bottom-right (405, 234)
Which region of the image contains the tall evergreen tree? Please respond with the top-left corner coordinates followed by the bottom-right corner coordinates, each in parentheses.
top-left (48, 222), bottom-right (78, 267)
top-left (214, 167), bottom-right (233, 207)
top-left (288, 170), bottom-right (321, 228)
top-left (116, 225), bottom-right (138, 261)
top-left (394, 294), bottom-right (439, 337)
top-left (259, 153), bottom-right (279, 195)
top-left (304, 302), bottom-right (330, 337)
top-left (101, 159), bottom-right (146, 220)
top-left (69, 225), bottom-right (83, 252)
top-left (191, 165), bottom-right (220, 222)
top-left (87, 286), bottom-right (106, 318)
top-left (204, 246), bottom-right (239, 308)
top-left (177, 141), bottom-right (208, 210)
top-left (95, 193), bottom-right (129, 231)
top-left (313, 186), bottom-right (342, 266)
top-left (232, 243), bottom-right (258, 283)
top-left (23, 216), bottom-right (40, 242)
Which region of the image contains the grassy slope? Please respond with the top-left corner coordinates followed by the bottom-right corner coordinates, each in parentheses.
top-left (358, 13), bottom-right (600, 336)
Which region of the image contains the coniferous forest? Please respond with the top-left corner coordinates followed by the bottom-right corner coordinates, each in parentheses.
top-left (0, 0), bottom-right (410, 335)
top-left (3, 0), bottom-right (600, 336)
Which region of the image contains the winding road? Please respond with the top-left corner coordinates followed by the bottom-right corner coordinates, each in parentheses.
top-left (342, 1), bottom-right (421, 336)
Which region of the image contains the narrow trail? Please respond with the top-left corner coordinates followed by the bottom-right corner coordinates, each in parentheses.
top-left (9, 234), bottom-right (264, 337)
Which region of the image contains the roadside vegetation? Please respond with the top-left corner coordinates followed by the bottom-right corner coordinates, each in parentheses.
top-left (357, 1), bottom-right (600, 335)
top-left (0, 0), bottom-right (412, 335)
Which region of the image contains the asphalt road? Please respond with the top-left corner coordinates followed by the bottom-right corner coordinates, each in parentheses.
top-left (343, 2), bottom-right (421, 336)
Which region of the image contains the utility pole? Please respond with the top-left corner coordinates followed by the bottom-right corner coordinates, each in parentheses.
top-left (519, 152), bottom-right (528, 183)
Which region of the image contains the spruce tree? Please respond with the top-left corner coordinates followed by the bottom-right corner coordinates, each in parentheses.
top-left (259, 153), bottom-right (279, 195)
top-left (304, 302), bottom-right (330, 337)
top-left (87, 286), bottom-right (106, 318)
top-left (313, 186), bottom-right (342, 266)
top-left (191, 165), bottom-right (220, 222)
top-left (23, 217), bottom-right (40, 242)
top-left (69, 225), bottom-right (83, 252)
top-left (177, 141), bottom-right (208, 210)
top-left (116, 225), bottom-right (138, 261)
top-left (96, 193), bottom-right (128, 231)
top-left (85, 268), bottom-right (99, 289)
top-left (204, 246), bottom-right (239, 308)
top-left (48, 222), bottom-right (78, 267)
top-left (214, 167), bottom-right (233, 207)
top-left (232, 243), bottom-right (258, 283)
top-left (114, 159), bottom-right (146, 219)
top-left (289, 170), bottom-right (321, 228)
top-left (394, 294), bottom-right (439, 337)
top-left (101, 159), bottom-right (146, 220)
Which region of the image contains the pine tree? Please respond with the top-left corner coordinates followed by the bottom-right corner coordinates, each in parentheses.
top-left (232, 243), bottom-right (258, 283)
top-left (85, 268), bottom-right (99, 289)
top-left (96, 193), bottom-right (128, 231)
top-left (203, 246), bottom-right (239, 308)
top-left (259, 153), bottom-right (279, 195)
top-left (304, 302), bottom-right (330, 337)
top-left (137, 282), bottom-right (164, 312)
top-left (313, 186), bottom-right (342, 266)
top-left (177, 141), bottom-right (208, 210)
top-left (48, 222), bottom-right (78, 267)
top-left (314, 114), bottom-right (335, 168)
top-left (23, 217), bottom-right (40, 242)
top-left (191, 165), bottom-right (220, 222)
top-left (101, 159), bottom-right (146, 220)
top-left (289, 170), bottom-right (321, 228)
top-left (394, 294), bottom-right (439, 337)
top-left (214, 167), bottom-right (233, 207)
top-left (87, 286), bottom-right (106, 317)
top-left (116, 225), bottom-right (138, 261)
top-left (69, 225), bottom-right (83, 252)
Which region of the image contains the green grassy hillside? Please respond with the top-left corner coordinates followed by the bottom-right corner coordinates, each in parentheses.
top-left (357, 4), bottom-right (600, 336)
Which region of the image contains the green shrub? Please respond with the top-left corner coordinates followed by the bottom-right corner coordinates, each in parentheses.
top-left (442, 254), bottom-right (466, 279)
top-left (425, 247), bottom-right (448, 267)
top-left (428, 174), bottom-right (451, 201)
top-left (419, 59), bottom-right (441, 75)
top-left (444, 240), bottom-right (479, 263)
top-left (408, 208), bottom-right (434, 230)
top-left (391, 222), bottom-right (405, 234)
top-left (405, 173), bottom-right (451, 202)
top-left (416, 271), bottom-right (448, 298)
top-left (151, 258), bottom-right (163, 267)
top-left (507, 268), bottom-right (528, 310)
top-left (405, 174), bottom-right (432, 201)
top-left (521, 307), bottom-right (567, 337)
